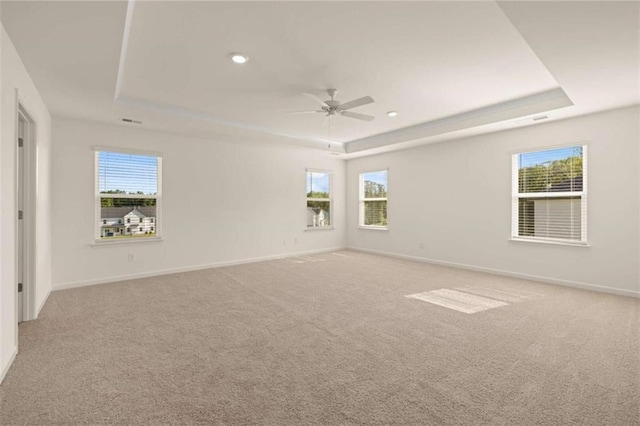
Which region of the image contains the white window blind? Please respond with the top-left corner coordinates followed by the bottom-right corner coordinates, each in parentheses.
top-left (359, 170), bottom-right (388, 228)
top-left (95, 150), bottom-right (162, 241)
top-left (306, 170), bottom-right (332, 228)
top-left (512, 145), bottom-right (586, 244)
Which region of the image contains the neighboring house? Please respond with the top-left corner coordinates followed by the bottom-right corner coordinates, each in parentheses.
top-left (532, 176), bottom-right (582, 239)
top-left (307, 207), bottom-right (329, 227)
top-left (101, 206), bottom-right (156, 237)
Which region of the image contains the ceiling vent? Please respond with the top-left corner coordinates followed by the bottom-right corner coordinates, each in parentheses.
top-left (514, 115), bottom-right (550, 124)
top-left (122, 118), bottom-right (142, 124)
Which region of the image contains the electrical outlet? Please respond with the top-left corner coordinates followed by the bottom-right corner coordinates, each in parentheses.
top-left (128, 254), bottom-right (135, 262)
top-left (294, 238), bottom-right (298, 244)
top-left (419, 242), bottom-right (425, 249)
top-left (282, 240), bottom-right (286, 246)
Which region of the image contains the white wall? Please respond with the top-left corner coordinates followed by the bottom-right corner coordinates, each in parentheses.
top-left (51, 118), bottom-right (346, 288)
top-left (0, 5), bottom-right (5, 384)
top-left (347, 106), bottom-right (640, 297)
top-left (0, 24), bottom-right (52, 381)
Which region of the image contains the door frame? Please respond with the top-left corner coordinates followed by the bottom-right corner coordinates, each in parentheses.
top-left (15, 95), bottom-right (37, 323)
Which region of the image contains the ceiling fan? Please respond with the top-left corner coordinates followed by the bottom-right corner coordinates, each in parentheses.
top-left (289, 89), bottom-right (375, 121)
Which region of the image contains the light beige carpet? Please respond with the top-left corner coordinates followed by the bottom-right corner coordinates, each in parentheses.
top-left (1, 250), bottom-right (639, 425)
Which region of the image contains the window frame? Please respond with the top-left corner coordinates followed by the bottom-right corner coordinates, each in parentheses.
top-left (305, 168), bottom-right (334, 231)
top-left (359, 169), bottom-right (389, 230)
top-left (93, 146), bottom-right (163, 245)
top-left (511, 144), bottom-right (588, 246)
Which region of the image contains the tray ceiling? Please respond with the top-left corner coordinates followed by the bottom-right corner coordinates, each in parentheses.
top-left (2, 1), bottom-right (638, 156)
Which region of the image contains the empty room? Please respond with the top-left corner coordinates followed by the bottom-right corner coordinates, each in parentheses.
top-left (1, 1), bottom-right (639, 424)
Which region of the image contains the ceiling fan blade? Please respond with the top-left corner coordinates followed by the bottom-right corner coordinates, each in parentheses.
top-left (339, 96), bottom-right (374, 111)
top-left (341, 111), bottom-right (375, 121)
top-left (302, 92), bottom-right (329, 107)
top-left (285, 110), bottom-right (321, 114)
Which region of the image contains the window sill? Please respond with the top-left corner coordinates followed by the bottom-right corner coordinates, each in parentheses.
top-left (91, 237), bottom-right (164, 248)
top-left (509, 237), bottom-right (589, 248)
top-left (305, 226), bottom-right (335, 232)
top-left (358, 226), bottom-right (388, 231)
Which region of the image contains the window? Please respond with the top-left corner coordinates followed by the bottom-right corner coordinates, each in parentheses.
top-left (512, 145), bottom-right (586, 244)
top-left (95, 149), bottom-right (162, 241)
top-left (306, 170), bottom-right (332, 228)
top-left (359, 170), bottom-right (388, 228)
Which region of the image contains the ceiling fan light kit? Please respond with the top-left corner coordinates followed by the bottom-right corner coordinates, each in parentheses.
top-left (289, 89), bottom-right (375, 121)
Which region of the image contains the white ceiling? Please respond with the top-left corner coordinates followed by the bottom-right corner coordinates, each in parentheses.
top-left (2, 1), bottom-right (638, 157)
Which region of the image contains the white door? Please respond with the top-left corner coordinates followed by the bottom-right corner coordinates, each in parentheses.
top-left (17, 113), bottom-right (26, 323)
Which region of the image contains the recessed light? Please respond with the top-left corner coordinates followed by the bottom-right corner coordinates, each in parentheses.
top-left (387, 111), bottom-right (398, 117)
top-left (230, 53), bottom-right (249, 64)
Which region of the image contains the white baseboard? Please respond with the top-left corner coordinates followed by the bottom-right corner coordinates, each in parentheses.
top-left (0, 346), bottom-right (18, 384)
top-left (348, 246), bottom-right (640, 298)
top-left (53, 246), bottom-right (348, 291)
